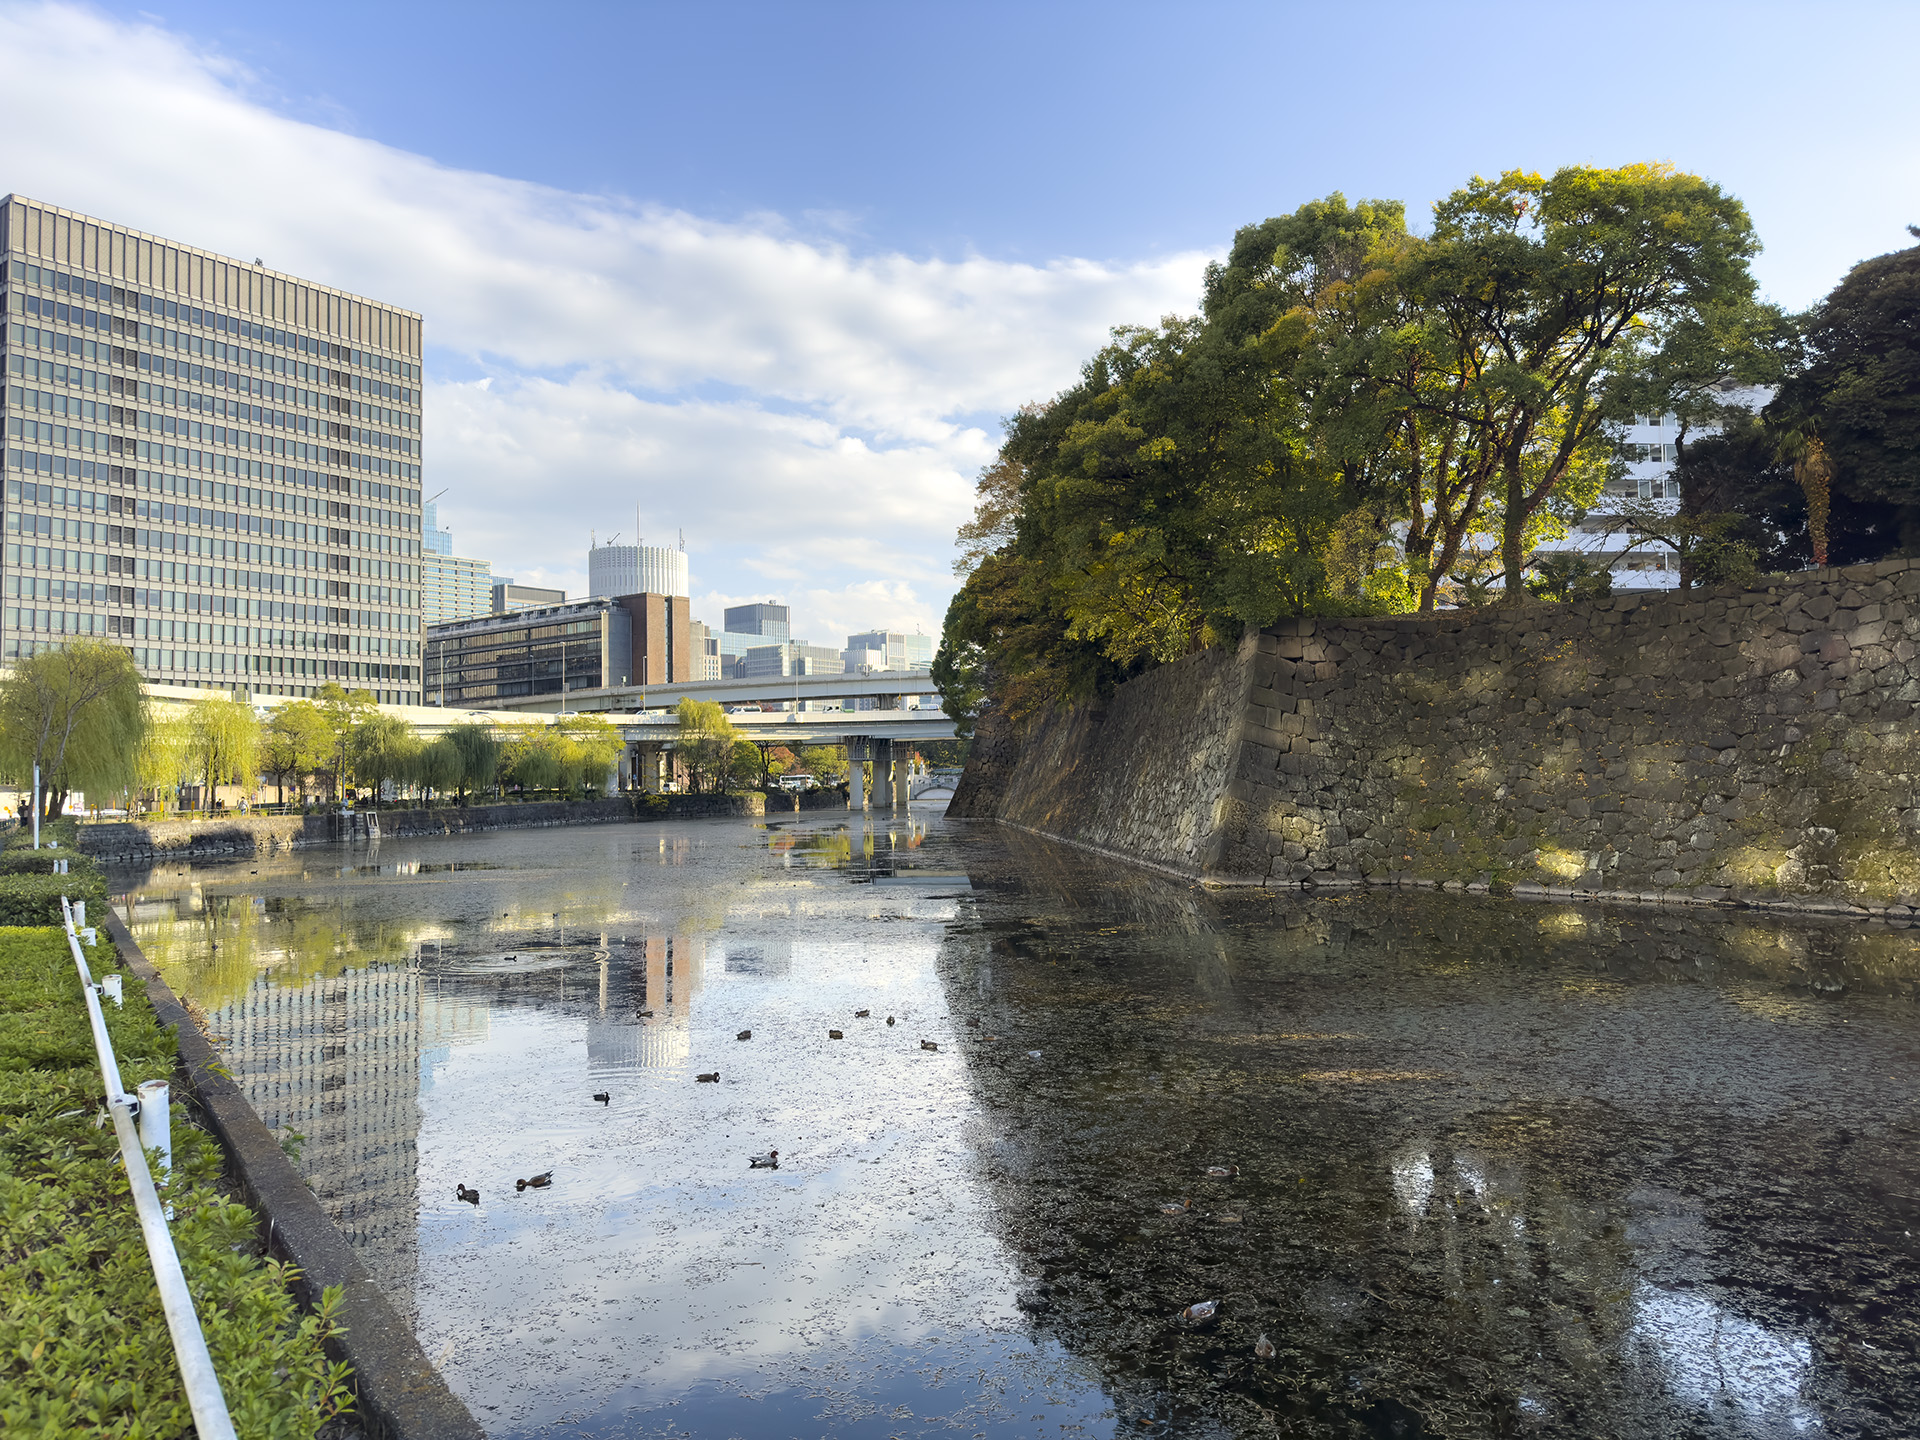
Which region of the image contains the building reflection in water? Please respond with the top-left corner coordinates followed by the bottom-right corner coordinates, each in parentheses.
top-left (584, 933), bottom-right (707, 1071)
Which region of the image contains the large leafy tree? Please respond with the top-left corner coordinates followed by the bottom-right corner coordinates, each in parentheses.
top-left (0, 641), bottom-right (146, 820)
top-left (259, 701), bottom-right (332, 806)
top-left (445, 723), bottom-right (500, 803)
top-left (673, 699), bottom-right (736, 793)
top-left (1772, 229), bottom-right (1920, 550)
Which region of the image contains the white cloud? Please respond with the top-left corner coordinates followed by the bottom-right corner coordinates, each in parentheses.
top-left (0, 2), bottom-right (1210, 645)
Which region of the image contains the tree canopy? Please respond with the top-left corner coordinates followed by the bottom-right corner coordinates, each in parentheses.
top-left (936, 164), bottom-right (1803, 729)
top-left (0, 642), bottom-right (147, 819)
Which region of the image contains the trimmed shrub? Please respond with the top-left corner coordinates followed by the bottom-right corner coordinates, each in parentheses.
top-left (0, 849), bottom-right (100, 879)
top-left (0, 872), bottom-right (106, 928)
top-left (2, 817), bottom-right (78, 852)
top-left (0, 927), bottom-right (352, 1436)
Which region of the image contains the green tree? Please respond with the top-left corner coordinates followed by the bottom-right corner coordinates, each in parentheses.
top-left (135, 714), bottom-right (194, 814)
top-left (1771, 228), bottom-right (1920, 552)
top-left (554, 713), bottom-right (622, 795)
top-left (798, 745), bottom-right (847, 786)
top-left (353, 712), bottom-right (418, 805)
top-left (0, 641), bottom-right (146, 821)
top-left (312, 683), bottom-right (376, 802)
top-left (673, 699), bottom-right (735, 793)
top-left (499, 722), bottom-right (562, 795)
top-left (445, 723), bottom-right (500, 803)
top-left (259, 701), bottom-right (332, 807)
top-left (1412, 164), bottom-right (1766, 595)
top-left (414, 735), bottom-right (465, 804)
top-left (186, 697), bottom-right (260, 808)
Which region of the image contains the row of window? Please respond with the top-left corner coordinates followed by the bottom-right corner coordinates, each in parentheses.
top-left (5, 260), bottom-right (420, 381)
top-left (5, 605), bottom-right (419, 657)
top-left (3, 576), bottom-right (414, 631)
top-left (5, 472), bottom-right (419, 514)
top-left (8, 479), bottom-right (414, 534)
top-left (10, 372), bottom-right (419, 446)
top-left (5, 536), bottom-right (419, 591)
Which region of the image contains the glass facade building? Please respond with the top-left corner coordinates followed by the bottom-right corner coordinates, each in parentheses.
top-left (0, 196), bottom-right (425, 703)
top-left (425, 593), bottom-right (691, 706)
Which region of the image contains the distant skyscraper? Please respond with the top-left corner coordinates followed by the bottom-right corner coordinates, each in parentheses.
top-left (422, 499), bottom-right (453, 556)
top-left (419, 498), bottom-right (490, 625)
top-left (588, 542), bottom-right (687, 599)
top-left (724, 602), bottom-right (789, 640)
top-left (490, 578), bottom-right (564, 614)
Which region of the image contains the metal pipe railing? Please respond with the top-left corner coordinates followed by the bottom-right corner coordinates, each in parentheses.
top-left (62, 897), bottom-right (238, 1440)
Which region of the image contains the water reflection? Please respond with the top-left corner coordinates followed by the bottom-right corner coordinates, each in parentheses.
top-left (115, 817), bottom-right (1920, 1438)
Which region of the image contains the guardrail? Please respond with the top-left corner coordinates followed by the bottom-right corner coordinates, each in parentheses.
top-left (62, 895), bottom-right (239, 1440)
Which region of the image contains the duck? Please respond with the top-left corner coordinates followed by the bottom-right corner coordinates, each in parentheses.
top-left (737, 1029), bottom-right (752, 1041)
top-left (1205, 1164), bottom-right (1240, 1179)
top-left (1180, 1299), bottom-right (1220, 1325)
top-left (1255, 1333), bottom-right (1275, 1360)
top-left (456, 1184), bottom-right (479, 1206)
top-left (749, 1149), bottom-right (780, 1169)
top-left (503, 954), bottom-right (517, 961)
top-left (637, 1008), bottom-right (655, 1018)
top-left (515, 1171), bottom-right (553, 1191)
top-left (828, 1029), bottom-right (844, 1040)
top-left (886, 1016), bottom-right (896, 1026)
top-left (920, 1039), bottom-right (939, 1052)
top-left (854, 1009), bottom-right (870, 1018)
top-left (696, 1071), bottom-right (720, 1083)
top-left (592, 1091), bottom-right (610, 1105)
top-left (1158, 1198), bottom-right (1192, 1215)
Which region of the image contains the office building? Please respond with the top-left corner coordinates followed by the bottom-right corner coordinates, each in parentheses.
top-left (724, 601), bottom-right (788, 640)
top-left (422, 552), bottom-right (490, 626)
top-left (423, 498), bottom-right (452, 556)
top-left (588, 541), bottom-right (687, 600)
top-left (742, 641), bottom-right (844, 679)
top-left (491, 578), bottom-right (563, 614)
top-left (688, 617), bottom-right (723, 682)
top-left (842, 629), bottom-right (934, 674)
top-left (0, 195), bottom-right (425, 704)
top-left (418, 496), bottom-right (491, 625)
top-left (425, 592), bottom-right (690, 706)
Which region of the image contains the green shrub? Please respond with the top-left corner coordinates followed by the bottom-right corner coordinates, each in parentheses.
top-left (0, 1067), bottom-right (354, 1437)
top-left (0, 849), bottom-right (100, 879)
top-left (0, 872), bottom-right (107, 929)
top-left (3, 818), bottom-right (77, 852)
top-left (0, 928), bottom-right (172, 1074)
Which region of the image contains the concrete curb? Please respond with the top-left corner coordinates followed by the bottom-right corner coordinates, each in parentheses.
top-left (103, 909), bottom-right (484, 1440)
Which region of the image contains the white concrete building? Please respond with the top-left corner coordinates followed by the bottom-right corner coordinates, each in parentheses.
top-left (588, 542), bottom-right (687, 600)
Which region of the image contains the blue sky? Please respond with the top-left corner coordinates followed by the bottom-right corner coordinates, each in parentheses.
top-left (11, 1), bottom-right (1917, 642)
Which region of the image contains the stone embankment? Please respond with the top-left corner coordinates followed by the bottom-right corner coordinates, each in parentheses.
top-left (79, 793), bottom-right (767, 862)
top-left (951, 558), bottom-right (1920, 915)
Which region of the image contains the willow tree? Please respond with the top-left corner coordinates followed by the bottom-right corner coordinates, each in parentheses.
top-left (187, 697), bottom-right (260, 806)
top-left (674, 700), bottom-right (735, 793)
top-left (445, 723), bottom-right (499, 803)
top-left (0, 641), bottom-right (146, 819)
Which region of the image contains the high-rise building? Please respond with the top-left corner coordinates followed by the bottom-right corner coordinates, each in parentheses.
top-left (843, 629), bottom-right (933, 673)
top-left (742, 641), bottom-right (844, 679)
top-left (687, 617), bottom-right (723, 682)
top-left (724, 601), bottom-right (789, 641)
top-left (588, 542), bottom-right (687, 599)
top-left (423, 498), bottom-right (452, 556)
top-left (419, 497), bottom-right (491, 625)
top-left (422, 552), bottom-right (491, 626)
top-left (0, 196), bottom-right (426, 704)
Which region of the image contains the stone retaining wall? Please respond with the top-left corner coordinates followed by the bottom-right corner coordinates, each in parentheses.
top-left (79, 793), bottom-right (766, 862)
top-left (955, 558), bottom-right (1920, 913)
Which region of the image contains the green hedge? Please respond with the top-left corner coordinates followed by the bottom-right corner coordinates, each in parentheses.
top-left (0, 872), bottom-right (106, 929)
top-left (0, 848), bottom-right (100, 879)
top-left (0, 928), bottom-right (352, 1436)
top-left (2, 817), bottom-right (77, 853)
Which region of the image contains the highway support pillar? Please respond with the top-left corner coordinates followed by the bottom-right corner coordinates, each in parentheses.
top-left (873, 739), bottom-right (894, 808)
top-left (847, 738), bottom-right (867, 810)
top-left (892, 754), bottom-right (912, 807)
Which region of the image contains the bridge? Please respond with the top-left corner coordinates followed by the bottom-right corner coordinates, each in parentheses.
top-left (143, 671), bottom-right (960, 810)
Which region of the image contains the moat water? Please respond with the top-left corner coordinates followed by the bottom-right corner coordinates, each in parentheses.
top-left (115, 812), bottom-right (1920, 1438)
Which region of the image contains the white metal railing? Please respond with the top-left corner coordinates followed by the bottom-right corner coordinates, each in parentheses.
top-left (62, 897), bottom-right (238, 1440)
